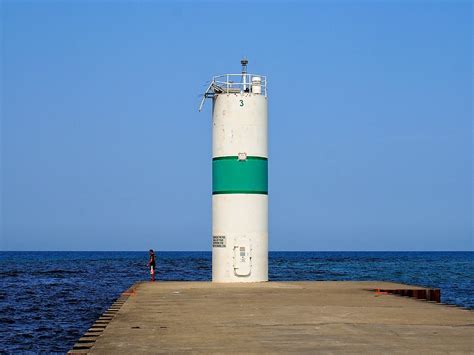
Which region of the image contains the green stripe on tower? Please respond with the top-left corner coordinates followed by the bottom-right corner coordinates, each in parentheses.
top-left (212, 156), bottom-right (268, 194)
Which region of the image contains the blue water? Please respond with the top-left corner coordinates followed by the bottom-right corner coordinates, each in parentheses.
top-left (0, 251), bottom-right (472, 352)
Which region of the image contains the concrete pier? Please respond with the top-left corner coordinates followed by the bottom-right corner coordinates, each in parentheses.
top-left (70, 282), bottom-right (473, 354)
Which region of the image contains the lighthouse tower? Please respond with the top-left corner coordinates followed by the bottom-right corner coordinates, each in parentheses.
top-left (200, 59), bottom-right (268, 282)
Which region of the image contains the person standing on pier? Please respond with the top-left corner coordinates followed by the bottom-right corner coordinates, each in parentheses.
top-left (147, 249), bottom-right (156, 281)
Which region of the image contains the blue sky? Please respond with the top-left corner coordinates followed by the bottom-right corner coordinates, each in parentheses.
top-left (1, 0), bottom-right (472, 251)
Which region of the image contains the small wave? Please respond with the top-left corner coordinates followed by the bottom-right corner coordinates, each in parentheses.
top-left (0, 271), bottom-right (20, 277)
top-left (33, 270), bottom-right (85, 276)
top-left (0, 317), bottom-right (15, 325)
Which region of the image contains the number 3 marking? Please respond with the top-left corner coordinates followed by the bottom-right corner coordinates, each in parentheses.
top-left (239, 100), bottom-right (244, 107)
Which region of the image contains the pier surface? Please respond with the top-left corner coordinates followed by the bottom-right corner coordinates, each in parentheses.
top-left (73, 282), bottom-right (473, 353)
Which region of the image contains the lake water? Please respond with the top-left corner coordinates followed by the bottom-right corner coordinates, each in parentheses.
top-left (0, 251), bottom-right (472, 352)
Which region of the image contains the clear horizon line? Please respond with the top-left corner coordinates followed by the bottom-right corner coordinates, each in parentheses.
top-left (1, 250), bottom-right (472, 253)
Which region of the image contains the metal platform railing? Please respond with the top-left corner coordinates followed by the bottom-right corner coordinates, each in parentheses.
top-left (199, 73), bottom-right (267, 111)
top-left (212, 74), bottom-right (267, 96)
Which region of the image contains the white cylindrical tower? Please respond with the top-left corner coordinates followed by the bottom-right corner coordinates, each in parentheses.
top-left (201, 59), bottom-right (268, 282)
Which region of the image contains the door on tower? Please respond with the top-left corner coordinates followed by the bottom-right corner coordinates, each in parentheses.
top-left (233, 236), bottom-right (252, 277)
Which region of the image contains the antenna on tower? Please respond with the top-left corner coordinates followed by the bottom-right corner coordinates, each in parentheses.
top-left (241, 57), bottom-right (248, 74)
top-left (241, 57), bottom-right (248, 91)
